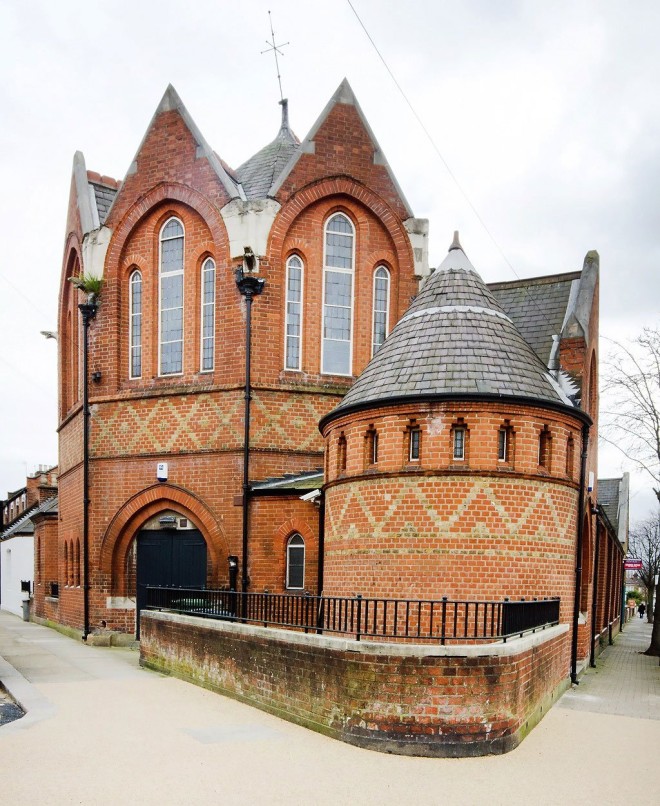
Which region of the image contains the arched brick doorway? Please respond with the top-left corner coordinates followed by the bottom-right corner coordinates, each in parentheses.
top-left (99, 484), bottom-right (227, 636)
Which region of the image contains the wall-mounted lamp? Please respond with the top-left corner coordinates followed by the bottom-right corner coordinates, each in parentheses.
top-left (91, 371), bottom-right (102, 384)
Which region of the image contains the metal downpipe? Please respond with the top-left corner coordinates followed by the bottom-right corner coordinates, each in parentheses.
top-left (571, 422), bottom-right (590, 684)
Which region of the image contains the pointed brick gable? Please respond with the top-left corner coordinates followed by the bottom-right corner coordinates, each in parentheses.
top-left (105, 86), bottom-right (239, 229)
top-left (272, 80), bottom-right (412, 221)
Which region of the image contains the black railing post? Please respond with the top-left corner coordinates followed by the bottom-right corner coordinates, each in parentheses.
top-left (356, 594), bottom-right (362, 641)
top-left (441, 597), bottom-right (447, 645)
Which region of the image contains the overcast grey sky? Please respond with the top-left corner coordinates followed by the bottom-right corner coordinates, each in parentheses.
top-left (0, 0), bottom-right (658, 521)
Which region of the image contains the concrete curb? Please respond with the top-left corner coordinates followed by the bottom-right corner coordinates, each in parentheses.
top-left (0, 654), bottom-right (55, 733)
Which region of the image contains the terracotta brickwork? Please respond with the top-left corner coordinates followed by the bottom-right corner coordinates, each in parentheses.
top-left (141, 611), bottom-right (570, 757)
top-left (52, 85), bottom-right (418, 635)
top-left (321, 399), bottom-right (585, 661)
top-left (248, 497), bottom-right (320, 594)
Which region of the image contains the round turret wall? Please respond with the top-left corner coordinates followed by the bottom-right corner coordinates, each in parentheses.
top-left (321, 399), bottom-right (584, 627)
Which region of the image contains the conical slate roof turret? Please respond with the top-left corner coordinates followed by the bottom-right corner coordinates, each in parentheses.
top-left (236, 99), bottom-right (300, 199)
top-left (323, 233), bottom-right (574, 424)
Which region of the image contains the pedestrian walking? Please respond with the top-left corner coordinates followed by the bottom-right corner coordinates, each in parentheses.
top-left (638, 602), bottom-right (646, 618)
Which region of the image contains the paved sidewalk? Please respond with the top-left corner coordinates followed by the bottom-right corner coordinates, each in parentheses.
top-left (559, 617), bottom-right (660, 719)
top-left (1, 611), bottom-right (658, 806)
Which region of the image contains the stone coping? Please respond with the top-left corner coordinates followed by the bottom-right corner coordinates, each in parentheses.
top-left (143, 610), bottom-right (568, 657)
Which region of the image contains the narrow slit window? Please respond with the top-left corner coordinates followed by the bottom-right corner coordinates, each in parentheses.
top-left (286, 533), bottom-right (305, 589)
top-left (566, 435), bottom-right (575, 478)
top-left (366, 427), bottom-right (379, 466)
top-left (285, 255), bottom-right (303, 370)
top-left (409, 428), bottom-right (421, 461)
top-left (498, 428), bottom-right (507, 462)
top-left (200, 258), bottom-right (215, 372)
top-left (322, 213), bottom-right (354, 375)
top-left (337, 433), bottom-right (347, 474)
top-left (453, 428), bottom-right (465, 460)
top-left (129, 270), bottom-right (142, 378)
top-left (159, 217), bottom-right (184, 375)
top-left (538, 427), bottom-right (551, 469)
top-left (372, 266), bottom-right (390, 356)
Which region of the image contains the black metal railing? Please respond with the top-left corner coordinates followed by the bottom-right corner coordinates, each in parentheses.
top-left (145, 587), bottom-right (560, 644)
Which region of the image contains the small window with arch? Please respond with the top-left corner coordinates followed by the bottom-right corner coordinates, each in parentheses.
top-left (200, 257), bottom-right (216, 372)
top-left (129, 269), bottom-right (143, 378)
top-left (286, 533), bottom-right (305, 590)
top-left (285, 254), bottom-right (304, 371)
top-left (372, 266), bottom-right (390, 356)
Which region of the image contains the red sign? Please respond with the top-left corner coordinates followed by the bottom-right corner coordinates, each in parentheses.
top-left (625, 559), bottom-right (643, 570)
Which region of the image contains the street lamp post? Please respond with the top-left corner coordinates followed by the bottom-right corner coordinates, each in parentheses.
top-left (235, 263), bottom-right (264, 597)
top-left (79, 294), bottom-right (98, 641)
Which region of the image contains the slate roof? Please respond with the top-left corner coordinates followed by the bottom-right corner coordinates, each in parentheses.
top-left (489, 272), bottom-right (580, 366)
top-left (236, 100), bottom-right (300, 200)
top-left (251, 470), bottom-right (324, 491)
top-left (598, 478), bottom-right (622, 533)
top-left (90, 182), bottom-right (118, 226)
top-left (1, 497), bottom-right (57, 540)
top-left (328, 235), bottom-right (574, 420)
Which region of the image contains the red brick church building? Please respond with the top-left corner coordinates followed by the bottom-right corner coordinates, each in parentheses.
top-left (31, 80), bottom-right (625, 754)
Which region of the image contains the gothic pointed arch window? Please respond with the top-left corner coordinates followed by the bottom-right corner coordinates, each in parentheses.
top-left (372, 266), bottom-right (390, 356)
top-left (322, 213), bottom-right (354, 375)
top-left (129, 270), bottom-right (142, 378)
top-left (286, 533), bottom-right (305, 590)
top-left (200, 257), bottom-right (216, 372)
top-left (159, 217), bottom-right (185, 375)
top-left (285, 254), bottom-right (304, 370)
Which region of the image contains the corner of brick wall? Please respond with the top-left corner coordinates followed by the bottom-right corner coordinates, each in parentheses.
top-left (140, 612), bottom-right (570, 757)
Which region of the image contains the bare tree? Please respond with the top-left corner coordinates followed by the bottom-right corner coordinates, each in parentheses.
top-left (603, 327), bottom-right (660, 655)
top-left (628, 513), bottom-right (660, 624)
top-left (602, 326), bottom-right (660, 503)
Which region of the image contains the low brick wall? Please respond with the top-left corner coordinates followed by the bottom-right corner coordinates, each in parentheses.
top-left (140, 611), bottom-right (570, 757)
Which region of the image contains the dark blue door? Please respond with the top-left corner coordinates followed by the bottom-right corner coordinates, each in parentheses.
top-left (136, 529), bottom-right (207, 637)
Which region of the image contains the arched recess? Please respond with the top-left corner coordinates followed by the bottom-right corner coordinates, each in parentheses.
top-left (58, 238), bottom-right (84, 418)
top-left (105, 185), bottom-right (228, 382)
top-left (268, 177), bottom-right (414, 272)
top-left (106, 183), bottom-right (229, 274)
top-left (99, 484), bottom-right (227, 595)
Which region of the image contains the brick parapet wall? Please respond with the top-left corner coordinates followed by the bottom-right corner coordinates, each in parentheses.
top-left (140, 611), bottom-right (569, 757)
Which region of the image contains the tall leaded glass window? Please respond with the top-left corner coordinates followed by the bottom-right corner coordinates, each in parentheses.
top-left (372, 266), bottom-right (390, 356)
top-left (285, 255), bottom-right (303, 370)
top-left (322, 213), bottom-right (354, 375)
top-left (159, 217), bottom-right (184, 375)
top-left (286, 533), bottom-right (305, 589)
top-left (129, 270), bottom-right (142, 378)
top-left (200, 258), bottom-right (215, 372)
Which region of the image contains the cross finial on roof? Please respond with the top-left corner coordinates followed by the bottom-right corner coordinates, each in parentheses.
top-left (261, 10), bottom-right (289, 103)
